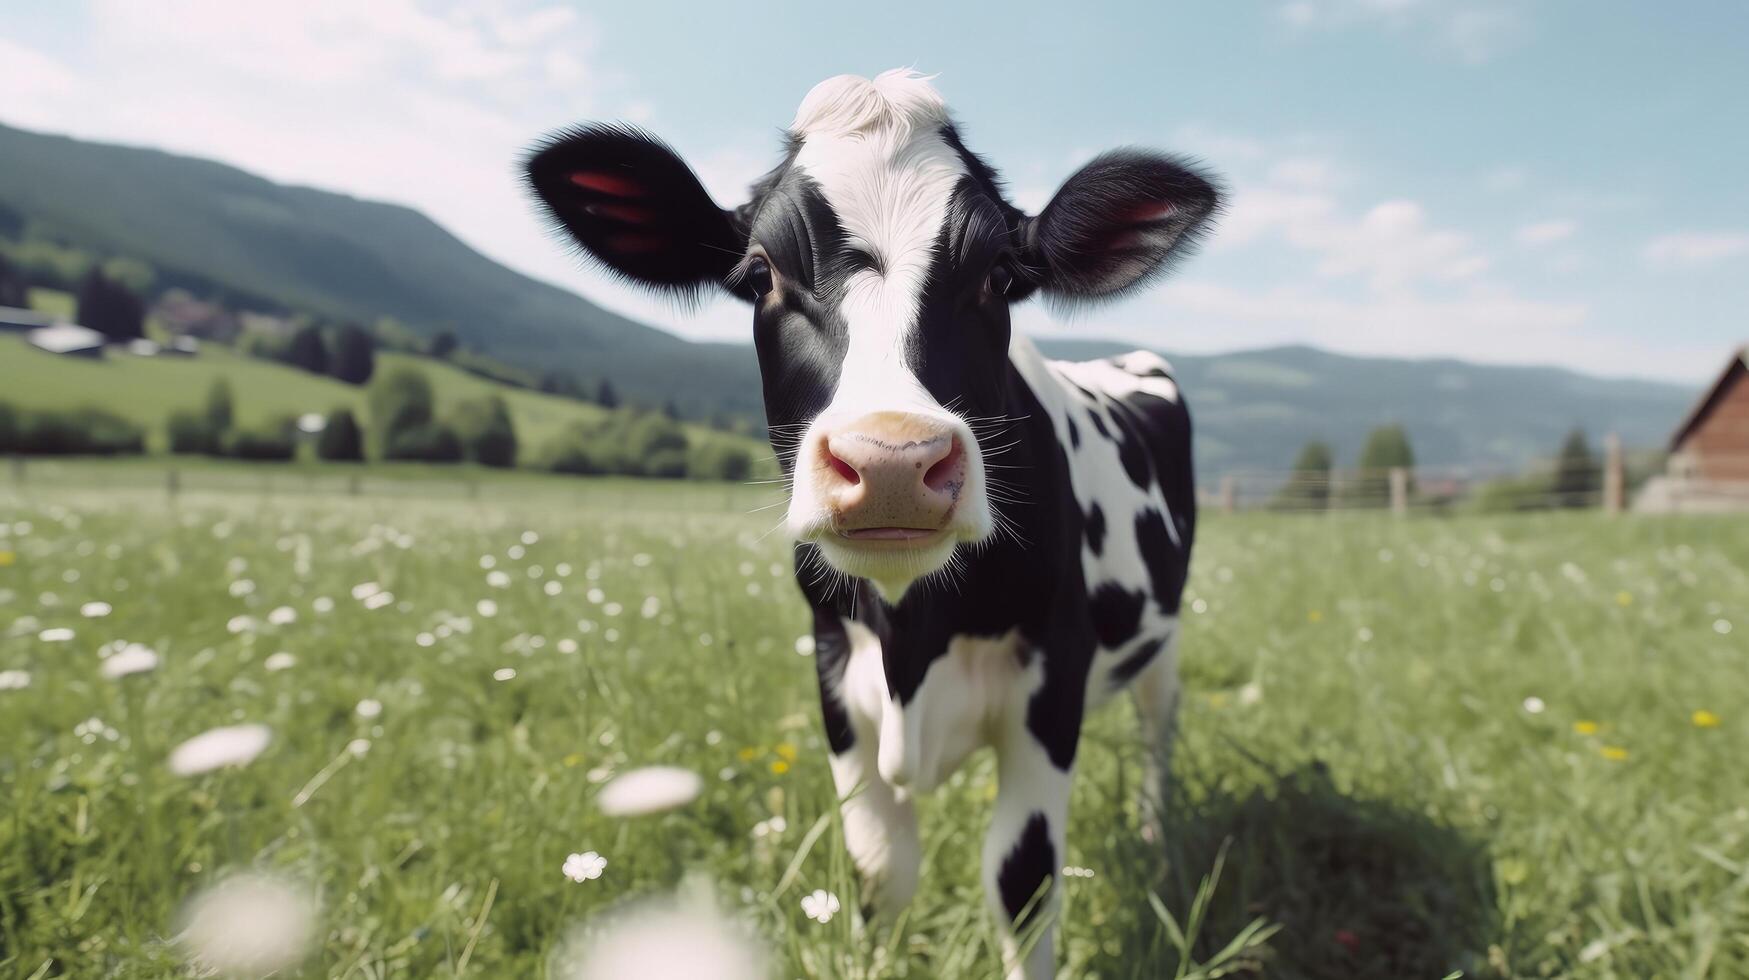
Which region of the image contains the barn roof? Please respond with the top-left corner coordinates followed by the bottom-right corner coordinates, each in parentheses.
top-left (1670, 345), bottom-right (1749, 450)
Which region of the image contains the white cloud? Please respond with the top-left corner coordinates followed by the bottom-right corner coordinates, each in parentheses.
top-left (1516, 220), bottom-right (1577, 246)
top-left (1278, 0), bottom-right (1529, 63)
top-left (1642, 232), bottom-right (1749, 267)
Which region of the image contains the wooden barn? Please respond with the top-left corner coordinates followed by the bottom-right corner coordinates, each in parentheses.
top-left (1637, 347), bottom-right (1749, 511)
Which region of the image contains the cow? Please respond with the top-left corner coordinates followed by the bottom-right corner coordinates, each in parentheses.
top-left (526, 69), bottom-right (1220, 979)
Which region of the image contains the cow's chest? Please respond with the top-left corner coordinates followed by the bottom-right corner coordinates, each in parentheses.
top-left (836, 620), bottom-right (1043, 794)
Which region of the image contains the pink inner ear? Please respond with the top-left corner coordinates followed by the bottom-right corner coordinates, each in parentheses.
top-left (1126, 201), bottom-right (1176, 223)
top-left (606, 232), bottom-right (666, 254)
top-left (568, 171), bottom-right (642, 196)
top-left (1099, 229), bottom-right (1144, 252)
top-left (584, 202), bottom-right (655, 224)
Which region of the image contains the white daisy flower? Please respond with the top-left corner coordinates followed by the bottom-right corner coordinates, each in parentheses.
top-left (794, 635), bottom-right (816, 656)
top-left (350, 582), bottom-right (382, 601)
top-left (415, 632), bottom-right (435, 648)
top-left (228, 579), bottom-right (256, 598)
top-left (479, 555), bottom-right (497, 570)
top-left (80, 601), bottom-right (113, 618)
top-left (595, 766), bottom-right (703, 817)
top-left (493, 667), bottom-right (517, 681)
top-left (101, 644), bottom-right (159, 679)
top-left (39, 627), bottom-right (75, 642)
top-left (311, 596), bottom-right (335, 614)
top-left (175, 873), bottom-right (315, 976)
top-left (355, 698), bottom-right (383, 719)
top-left (264, 652), bottom-right (297, 672)
top-left (548, 897), bottom-right (765, 980)
top-left (562, 850), bottom-right (606, 883)
top-left (507, 544), bottom-right (526, 561)
top-left (363, 591), bottom-right (394, 610)
top-left (557, 638), bottom-right (578, 655)
top-left (0, 669), bottom-right (31, 691)
top-left (225, 615), bottom-right (257, 635)
top-left (346, 738), bottom-right (372, 757)
top-left (800, 889), bottom-right (841, 924)
top-left (1522, 696), bottom-right (1546, 715)
top-left (476, 599), bottom-right (498, 618)
top-left (487, 570), bottom-right (511, 589)
top-left (544, 581), bottom-right (562, 597)
top-left (169, 724), bottom-right (273, 775)
top-left (521, 531), bottom-right (540, 545)
top-left (267, 606), bottom-right (297, 626)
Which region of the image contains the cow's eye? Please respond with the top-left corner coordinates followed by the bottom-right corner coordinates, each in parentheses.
top-left (987, 264), bottom-right (1014, 298)
top-left (745, 257), bottom-right (774, 298)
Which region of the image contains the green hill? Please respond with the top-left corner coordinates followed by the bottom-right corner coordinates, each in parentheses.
top-left (0, 333), bottom-right (762, 464)
top-left (0, 120), bottom-right (763, 421)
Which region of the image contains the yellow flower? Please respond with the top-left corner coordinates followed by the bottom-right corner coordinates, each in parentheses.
top-left (1308, 610), bottom-right (1324, 624)
top-left (774, 742), bottom-right (798, 763)
top-left (562, 752), bottom-right (584, 768)
top-left (736, 747), bottom-right (759, 763)
top-left (1600, 746), bottom-right (1629, 761)
top-left (0, 551), bottom-right (14, 567)
top-left (769, 760), bottom-right (790, 775)
top-left (1692, 709), bottom-right (1721, 729)
top-left (1615, 591), bottom-right (1633, 607)
top-left (1573, 720), bottom-right (1600, 736)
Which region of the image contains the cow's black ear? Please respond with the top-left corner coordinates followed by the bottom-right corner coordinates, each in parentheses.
top-left (1020, 151), bottom-right (1221, 301)
top-left (525, 124), bottom-right (746, 298)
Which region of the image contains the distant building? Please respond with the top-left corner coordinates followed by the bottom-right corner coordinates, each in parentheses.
top-left (152, 289), bottom-right (239, 342)
top-left (1636, 346), bottom-right (1749, 512)
top-left (26, 323), bottom-right (106, 358)
top-left (0, 305), bottom-right (57, 333)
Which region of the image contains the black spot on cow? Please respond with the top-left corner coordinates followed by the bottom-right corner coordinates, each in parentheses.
top-left (1109, 635), bottom-right (1165, 686)
top-left (1085, 408), bottom-right (1111, 441)
top-left (1084, 502), bottom-right (1106, 556)
top-left (810, 608), bottom-right (856, 754)
top-left (1088, 582), bottom-right (1145, 648)
top-left (1105, 399), bottom-right (1157, 489)
top-left (1134, 508), bottom-right (1186, 614)
top-left (1065, 415), bottom-right (1080, 449)
top-left (997, 811), bottom-right (1056, 927)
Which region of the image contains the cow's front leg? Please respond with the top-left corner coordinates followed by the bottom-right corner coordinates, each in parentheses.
top-left (983, 684), bottom-right (1081, 980)
top-left (815, 612), bottom-right (921, 915)
top-left (1129, 627), bottom-right (1181, 843)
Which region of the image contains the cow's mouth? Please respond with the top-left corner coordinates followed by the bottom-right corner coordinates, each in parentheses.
top-left (838, 526), bottom-right (942, 542)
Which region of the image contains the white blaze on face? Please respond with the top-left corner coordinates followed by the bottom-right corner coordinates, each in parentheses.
top-left (782, 71), bottom-right (993, 589)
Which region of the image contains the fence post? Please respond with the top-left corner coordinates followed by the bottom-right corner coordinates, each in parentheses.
top-left (1219, 475), bottom-right (1237, 514)
top-left (1603, 432), bottom-right (1624, 515)
top-left (1389, 467), bottom-right (1409, 517)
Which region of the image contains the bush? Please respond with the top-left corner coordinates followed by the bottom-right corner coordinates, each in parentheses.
top-left (74, 269), bottom-right (145, 340)
top-left (317, 408), bottom-right (364, 462)
top-left (368, 367), bottom-right (434, 458)
top-left (205, 379), bottom-right (235, 433)
top-left (329, 323), bottom-right (376, 385)
top-left (284, 324), bottom-right (330, 374)
top-left (690, 442), bottom-right (753, 481)
top-left (386, 422), bottom-right (463, 463)
top-left (222, 420), bottom-right (297, 461)
top-left (448, 396), bottom-right (517, 468)
top-left (536, 411), bottom-right (692, 478)
top-left (167, 411), bottom-right (219, 455)
top-left (0, 401), bottom-right (16, 453)
top-left (13, 407), bottom-right (145, 455)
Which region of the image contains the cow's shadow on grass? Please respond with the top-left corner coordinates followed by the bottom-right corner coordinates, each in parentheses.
top-left (1087, 761), bottom-right (1500, 980)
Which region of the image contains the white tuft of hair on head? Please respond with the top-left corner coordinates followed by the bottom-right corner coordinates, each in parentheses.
top-left (791, 68), bottom-right (948, 143)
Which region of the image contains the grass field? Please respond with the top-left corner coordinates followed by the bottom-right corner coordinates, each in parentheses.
top-left (1, 474), bottom-right (1744, 978)
top-left (0, 332), bottom-right (760, 461)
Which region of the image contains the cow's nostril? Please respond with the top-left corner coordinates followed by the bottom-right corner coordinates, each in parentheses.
top-left (826, 447), bottom-right (861, 486)
top-left (923, 438), bottom-right (965, 494)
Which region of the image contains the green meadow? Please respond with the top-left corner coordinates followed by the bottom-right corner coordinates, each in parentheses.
top-left (0, 472), bottom-right (1744, 978)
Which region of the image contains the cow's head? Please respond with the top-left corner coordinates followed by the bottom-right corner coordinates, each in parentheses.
top-left (527, 71), bottom-right (1219, 598)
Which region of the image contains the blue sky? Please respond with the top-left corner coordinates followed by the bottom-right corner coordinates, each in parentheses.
top-left (3, 1), bottom-right (1745, 382)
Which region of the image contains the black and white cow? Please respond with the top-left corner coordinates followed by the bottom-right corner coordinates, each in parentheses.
top-left (527, 70), bottom-right (1219, 978)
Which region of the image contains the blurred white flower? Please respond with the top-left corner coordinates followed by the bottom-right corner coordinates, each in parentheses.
top-left (264, 652), bottom-right (297, 672)
top-left (480, 554), bottom-right (497, 569)
top-left (596, 766), bottom-right (703, 817)
top-left (493, 667), bottom-right (517, 681)
top-left (557, 638), bottom-right (579, 655)
top-left (176, 873), bottom-right (315, 976)
top-left (477, 599), bottom-right (499, 618)
top-left (521, 531), bottom-right (540, 545)
top-left (487, 570), bottom-right (512, 589)
top-left (1062, 865), bottom-right (1096, 878)
top-left (267, 606), bottom-right (297, 626)
top-left (225, 615), bottom-right (257, 635)
top-left (355, 698), bottom-right (383, 719)
top-left (640, 596), bottom-right (660, 618)
top-left (556, 562), bottom-right (573, 577)
top-left (562, 850), bottom-right (606, 883)
top-left (351, 582), bottom-right (382, 601)
top-left (1237, 681), bottom-right (1263, 706)
top-left (801, 889), bottom-right (841, 924)
top-left (586, 588), bottom-right (605, 604)
top-left (39, 627), bottom-right (75, 642)
top-left (0, 669), bottom-right (30, 690)
top-left (602, 602), bottom-right (623, 617)
top-left (508, 544), bottom-right (526, 560)
top-left (545, 581), bottom-right (563, 597)
top-left (548, 896), bottom-right (765, 980)
top-left (169, 724), bottom-right (272, 775)
top-left (751, 816), bottom-right (787, 839)
top-left (80, 601), bottom-right (113, 618)
top-left (228, 579), bottom-right (256, 598)
top-left (102, 644), bottom-right (159, 679)
top-left (415, 632), bottom-right (436, 648)
top-left (1522, 696), bottom-right (1546, 714)
top-left (793, 635), bottom-right (817, 657)
top-left (346, 738), bottom-right (371, 757)
top-left (312, 597), bottom-right (335, 614)
top-left (363, 592), bottom-right (394, 611)
top-left (1716, 619), bottom-right (1734, 635)
top-left (632, 553), bottom-right (652, 567)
